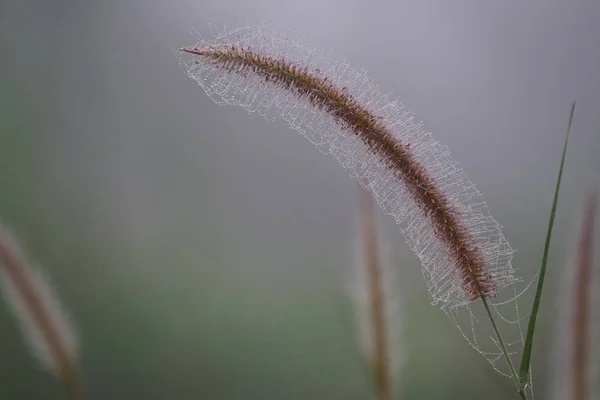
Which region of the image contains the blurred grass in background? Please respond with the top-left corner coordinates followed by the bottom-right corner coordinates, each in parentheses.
top-left (1, 1), bottom-right (599, 399)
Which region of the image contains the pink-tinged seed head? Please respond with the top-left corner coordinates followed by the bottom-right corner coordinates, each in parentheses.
top-left (178, 24), bottom-right (518, 309)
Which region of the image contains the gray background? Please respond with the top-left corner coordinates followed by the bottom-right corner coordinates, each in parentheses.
top-left (0, 0), bottom-right (599, 399)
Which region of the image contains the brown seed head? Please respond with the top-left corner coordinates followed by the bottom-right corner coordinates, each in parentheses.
top-left (181, 44), bottom-right (494, 300)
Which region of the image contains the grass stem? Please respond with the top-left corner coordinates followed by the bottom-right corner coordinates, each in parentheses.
top-left (481, 297), bottom-right (528, 400)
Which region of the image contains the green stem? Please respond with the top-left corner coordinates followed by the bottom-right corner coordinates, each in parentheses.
top-left (480, 297), bottom-right (528, 400)
top-left (518, 102), bottom-right (575, 388)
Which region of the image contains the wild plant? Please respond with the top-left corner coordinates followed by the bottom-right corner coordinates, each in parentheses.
top-left (175, 22), bottom-right (596, 399)
top-left (0, 21), bottom-right (596, 400)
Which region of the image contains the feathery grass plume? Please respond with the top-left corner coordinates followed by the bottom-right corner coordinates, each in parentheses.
top-left (177, 24), bottom-right (529, 387)
top-left (0, 222), bottom-right (83, 400)
top-left (355, 184), bottom-right (401, 400)
top-left (177, 23), bottom-right (518, 311)
top-left (551, 190), bottom-right (598, 400)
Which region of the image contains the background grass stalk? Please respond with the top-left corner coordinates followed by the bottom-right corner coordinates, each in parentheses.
top-left (358, 186), bottom-right (393, 400)
top-left (0, 224), bottom-right (83, 400)
top-left (569, 191), bottom-right (597, 400)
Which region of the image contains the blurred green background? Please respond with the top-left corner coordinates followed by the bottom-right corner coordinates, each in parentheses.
top-left (1, 1), bottom-right (599, 399)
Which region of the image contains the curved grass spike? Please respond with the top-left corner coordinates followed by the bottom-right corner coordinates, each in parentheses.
top-left (178, 22), bottom-right (522, 394)
top-left (518, 102), bottom-right (576, 392)
top-left (181, 43), bottom-right (493, 300)
top-left (177, 23), bottom-right (519, 311)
